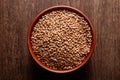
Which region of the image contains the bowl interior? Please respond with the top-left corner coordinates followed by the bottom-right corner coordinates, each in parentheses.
top-left (28, 6), bottom-right (96, 73)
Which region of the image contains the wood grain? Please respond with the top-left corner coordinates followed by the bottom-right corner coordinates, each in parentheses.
top-left (0, 0), bottom-right (120, 80)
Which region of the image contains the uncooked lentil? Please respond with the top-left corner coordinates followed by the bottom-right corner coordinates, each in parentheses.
top-left (31, 10), bottom-right (92, 70)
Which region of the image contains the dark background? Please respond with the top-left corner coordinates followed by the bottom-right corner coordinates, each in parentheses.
top-left (0, 0), bottom-right (120, 80)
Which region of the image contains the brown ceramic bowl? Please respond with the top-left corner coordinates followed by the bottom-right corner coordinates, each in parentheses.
top-left (28, 5), bottom-right (96, 73)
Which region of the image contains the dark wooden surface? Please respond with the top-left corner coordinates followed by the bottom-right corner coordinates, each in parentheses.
top-left (0, 0), bottom-right (120, 80)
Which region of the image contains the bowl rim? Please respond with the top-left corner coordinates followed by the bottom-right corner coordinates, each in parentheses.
top-left (28, 5), bottom-right (96, 73)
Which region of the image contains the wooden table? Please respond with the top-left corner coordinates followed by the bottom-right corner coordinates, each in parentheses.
top-left (0, 0), bottom-right (120, 80)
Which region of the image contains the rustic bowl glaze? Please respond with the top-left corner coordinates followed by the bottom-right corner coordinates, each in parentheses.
top-left (28, 5), bottom-right (96, 73)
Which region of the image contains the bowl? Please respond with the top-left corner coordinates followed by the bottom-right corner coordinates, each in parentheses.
top-left (28, 5), bottom-right (96, 73)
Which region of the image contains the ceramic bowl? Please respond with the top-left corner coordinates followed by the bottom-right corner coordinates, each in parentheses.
top-left (28, 5), bottom-right (96, 73)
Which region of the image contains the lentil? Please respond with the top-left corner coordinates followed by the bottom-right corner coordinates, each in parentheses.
top-left (31, 10), bottom-right (92, 70)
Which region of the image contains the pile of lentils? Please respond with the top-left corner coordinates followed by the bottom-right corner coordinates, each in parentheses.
top-left (31, 10), bottom-right (92, 70)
